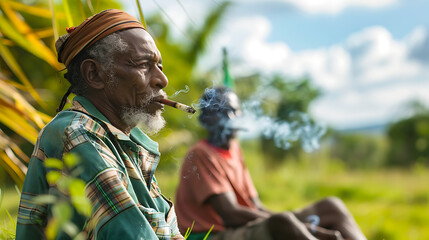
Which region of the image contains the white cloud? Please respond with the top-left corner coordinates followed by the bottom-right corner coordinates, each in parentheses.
top-left (287, 0), bottom-right (396, 14)
top-left (125, 0), bottom-right (209, 39)
top-left (346, 26), bottom-right (420, 84)
top-left (200, 16), bottom-right (292, 76)
top-left (407, 26), bottom-right (429, 63)
top-left (310, 79), bottom-right (429, 128)
top-left (242, 0), bottom-right (398, 14)
top-left (208, 16), bottom-right (352, 91)
top-left (285, 47), bottom-right (351, 91)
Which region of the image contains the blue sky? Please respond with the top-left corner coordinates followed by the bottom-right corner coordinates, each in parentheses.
top-left (127, 0), bottom-right (429, 130)
top-left (246, 0), bottom-right (429, 50)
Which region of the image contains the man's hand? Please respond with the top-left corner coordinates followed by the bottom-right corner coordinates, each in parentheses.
top-left (208, 192), bottom-right (270, 227)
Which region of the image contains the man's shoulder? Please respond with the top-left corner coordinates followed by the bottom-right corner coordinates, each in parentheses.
top-left (183, 141), bottom-right (218, 164)
top-left (40, 110), bottom-right (105, 141)
top-left (43, 110), bottom-right (83, 130)
top-left (31, 111), bottom-right (87, 159)
top-left (187, 140), bottom-right (210, 155)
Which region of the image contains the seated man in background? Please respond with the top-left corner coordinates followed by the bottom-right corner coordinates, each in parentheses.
top-left (175, 86), bottom-right (366, 240)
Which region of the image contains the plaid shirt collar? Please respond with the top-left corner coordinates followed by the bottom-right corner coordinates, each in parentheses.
top-left (69, 95), bottom-right (160, 156)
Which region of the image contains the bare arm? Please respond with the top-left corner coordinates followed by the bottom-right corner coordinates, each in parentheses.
top-left (207, 191), bottom-right (270, 228)
top-left (251, 196), bottom-right (273, 214)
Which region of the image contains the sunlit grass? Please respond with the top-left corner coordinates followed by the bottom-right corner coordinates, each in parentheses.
top-left (0, 186), bottom-right (20, 238)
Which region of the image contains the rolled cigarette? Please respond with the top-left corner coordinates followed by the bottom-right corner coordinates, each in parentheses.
top-left (159, 98), bottom-right (196, 114)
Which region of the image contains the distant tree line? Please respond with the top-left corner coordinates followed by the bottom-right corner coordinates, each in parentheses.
top-left (329, 101), bottom-right (429, 168)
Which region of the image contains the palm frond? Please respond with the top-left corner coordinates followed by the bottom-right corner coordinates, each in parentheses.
top-left (0, 4), bottom-right (63, 71)
top-left (0, 40), bottom-right (48, 108)
top-left (188, 1), bottom-right (231, 65)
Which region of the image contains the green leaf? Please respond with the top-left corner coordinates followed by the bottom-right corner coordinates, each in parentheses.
top-left (48, 0), bottom-right (59, 40)
top-left (73, 232), bottom-right (87, 240)
top-left (5, 209), bottom-right (16, 229)
top-left (0, 151), bottom-right (26, 185)
top-left (57, 175), bottom-right (73, 192)
top-left (135, 0), bottom-right (146, 28)
top-left (0, 108), bottom-right (39, 144)
top-left (33, 194), bottom-right (57, 204)
top-left (64, 153), bottom-right (80, 168)
top-left (203, 225), bottom-right (214, 240)
top-left (69, 179), bottom-right (86, 197)
top-left (14, 184), bottom-right (21, 195)
top-left (45, 158), bottom-right (64, 170)
top-left (3, 0), bottom-right (60, 18)
top-left (71, 195), bottom-right (91, 217)
top-left (52, 201), bottom-right (73, 223)
top-left (0, 43), bottom-right (48, 110)
top-left (0, 6), bottom-right (63, 70)
top-left (184, 220), bottom-right (195, 239)
top-left (62, 222), bottom-right (79, 238)
top-left (69, 179), bottom-right (91, 217)
top-left (62, 0), bottom-right (74, 27)
top-left (46, 218), bottom-right (60, 240)
top-left (46, 171), bottom-right (62, 185)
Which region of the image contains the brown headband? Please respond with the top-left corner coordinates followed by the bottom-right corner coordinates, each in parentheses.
top-left (55, 9), bottom-right (145, 67)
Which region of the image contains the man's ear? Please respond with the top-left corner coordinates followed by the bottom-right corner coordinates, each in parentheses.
top-left (80, 59), bottom-right (105, 90)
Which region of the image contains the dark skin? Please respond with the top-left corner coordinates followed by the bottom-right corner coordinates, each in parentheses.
top-left (79, 28), bottom-right (185, 240)
top-left (205, 92), bottom-right (242, 149)
top-left (204, 91), bottom-right (366, 240)
top-left (80, 28), bottom-right (168, 134)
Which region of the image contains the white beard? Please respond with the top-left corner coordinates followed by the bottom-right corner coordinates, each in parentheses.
top-left (121, 107), bottom-right (166, 135)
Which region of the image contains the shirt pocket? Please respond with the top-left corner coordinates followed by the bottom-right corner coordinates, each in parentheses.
top-left (138, 205), bottom-right (171, 239)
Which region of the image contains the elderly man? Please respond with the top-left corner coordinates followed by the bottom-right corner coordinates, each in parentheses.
top-left (175, 86), bottom-right (367, 240)
top-left (16, 9), bottom-right (184, 240)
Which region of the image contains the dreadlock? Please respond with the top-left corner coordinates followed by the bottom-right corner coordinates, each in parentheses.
top-left (56, 32), bottom-right (128, 112)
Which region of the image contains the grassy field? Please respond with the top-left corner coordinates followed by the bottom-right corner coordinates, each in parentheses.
top-left (156, 141), bottom-right (429, 240)
top-left (0, 186), bottom-right (20, 239)
top-left (1, 142), bottom-right (428, 239)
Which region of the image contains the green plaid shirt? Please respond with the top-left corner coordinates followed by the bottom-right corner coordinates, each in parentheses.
top-left (16, 96), bottom-right (181, 240)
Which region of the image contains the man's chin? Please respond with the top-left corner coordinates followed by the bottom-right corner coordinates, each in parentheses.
top-left (121, 108), bottom-right (166, 135)
top-left (136, 113), bottom-right (166, 136)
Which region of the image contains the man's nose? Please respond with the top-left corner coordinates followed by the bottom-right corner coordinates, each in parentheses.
top-left (151, 67), bottom-right (168, 89)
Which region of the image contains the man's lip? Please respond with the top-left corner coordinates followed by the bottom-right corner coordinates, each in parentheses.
top-left (151, 100), bottom-right (164, 109)
top-left (152, 95), bottom-right (165, 102)
top-left (150, 96), bottom-right (165, 110)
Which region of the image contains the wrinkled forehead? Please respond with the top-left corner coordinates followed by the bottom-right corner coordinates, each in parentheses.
top-left (119, 28), bottom-right (161, 57)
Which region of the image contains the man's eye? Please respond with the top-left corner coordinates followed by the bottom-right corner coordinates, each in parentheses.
top-left (139, 62), bottom-right (149, 68)
top-left (157, 64), bottom-right (163, 71)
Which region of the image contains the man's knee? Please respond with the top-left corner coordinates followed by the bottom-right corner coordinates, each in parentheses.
top-left (268, 212), bottom-right (296, 230)
top-left (319, 196), bottom-right (351, 219)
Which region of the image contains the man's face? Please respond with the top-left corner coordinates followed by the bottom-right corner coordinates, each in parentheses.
top-left (208, 92), bottom-right (242, 142)
top-left (104, 28), bottom-right (168, 133)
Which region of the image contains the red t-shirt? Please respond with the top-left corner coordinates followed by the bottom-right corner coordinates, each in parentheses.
top-left (175, 140), bottom-right (258, 234)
